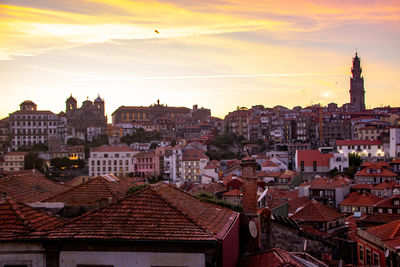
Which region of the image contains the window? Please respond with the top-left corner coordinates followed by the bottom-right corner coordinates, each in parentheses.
top-left (366, 249), bottom-right (371, 265)
top-left (378, 208), bottom-right (383, 213)
top-left (312, 161), bottom-right (317, 171)
top-left (300, 161), bottom-right (304, 172)
top-left (359, 245), bottom-right (364, 262)
top-left (115, 153), bottom-right (119, 158)
top-left (394, 200), bottom-right (399, 206)
top-left (104, 154), bottom-right (108, 158)
top-left (373, 253), bottom-right (379, 266)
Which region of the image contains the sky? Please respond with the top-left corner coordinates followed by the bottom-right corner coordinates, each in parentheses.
top-left (0, 0), bottom-right (399, 120)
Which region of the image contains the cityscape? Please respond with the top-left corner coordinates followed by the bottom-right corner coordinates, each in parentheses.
top-left (1, 1), bottom-right (400, 267)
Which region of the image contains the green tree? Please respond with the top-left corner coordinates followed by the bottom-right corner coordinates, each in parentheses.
top-left (30, 142), bottom-right (48, 152)
top-left (349, 153), bottom-right (362, 168)
top-left (149, 142), bottom-right (159, 150)
top-left (67, 138), bottom-right (85, 146)
top-left (24, 152), bottom-right (44, 171)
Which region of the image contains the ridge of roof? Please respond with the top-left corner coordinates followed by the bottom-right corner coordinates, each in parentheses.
top-left (5, 196), bottom-right (35, 232)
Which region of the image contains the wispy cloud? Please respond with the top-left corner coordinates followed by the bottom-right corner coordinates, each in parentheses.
top-left (72, 72), bottom-right (347, 82)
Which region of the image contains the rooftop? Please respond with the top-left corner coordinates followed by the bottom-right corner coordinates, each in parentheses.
top-left (45, 182), bottom-right (239, 241)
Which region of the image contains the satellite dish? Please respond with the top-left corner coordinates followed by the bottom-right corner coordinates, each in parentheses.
top-left (249, 221), bottom-right (258, 238)
top-left (385, 249), bottom-right (389, 258)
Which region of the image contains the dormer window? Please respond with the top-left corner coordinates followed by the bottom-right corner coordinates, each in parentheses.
top-left (394, 200), bottom-right (399, 206)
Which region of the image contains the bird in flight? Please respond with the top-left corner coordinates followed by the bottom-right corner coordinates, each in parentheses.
top-left (154, 29), bottom-right (159, 34)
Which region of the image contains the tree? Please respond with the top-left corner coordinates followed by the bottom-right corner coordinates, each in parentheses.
top-left (349, 153), bottom-right (362, 168)
top-left (149, 142), bottom-right (159, 150)
top-left (67, 138), bottom-right (85, 146)
top-left (30, 142), bottom-right (48, 152)
top-left (24, 152), bottom-right (44, 171)
top-left (170, 140), bottom-right (177, 147)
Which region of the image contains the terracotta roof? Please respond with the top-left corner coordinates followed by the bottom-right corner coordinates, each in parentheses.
top-left (290, 200), bottom-right (345, 222)
top-left (340, 192), bottom-right (382, 207)
top-left (261, 160), bottom-right (279, 168)
top-left (91, 146), bottom-right (135, 153)
top-left (0, 170), bottom-right (70, 203)
top-left (361, 214), bottom-right (400, 225)
top-left (361, 161), bottom-right (391, 168)
top-left (366, 219), bottom-right (400, 240)
top-left (288, 196), bottom-right (312, 215)
top-left (182, 149), bottom-right (208, 161)
top-left (351, 183), bottom-right (374, 190)
top-left (134, 151), bottom-right (155, 158)
top-left (336, 140), bottom-right (382, 146)
top-left (189, 182), bottom-right (226, 195)
top-left (0, 196), bottom-right (65, 240)
top-left (309, 177), bottom-right (350, 189)
top-left (239, 248), bottom-right (308, 267)
top-left (11, 110), bottom-right (54, 115)
top-left (45, 182), bottom-right (239, 241)
top-left (355, 166), bottom-right (397, 177)
top-left (44, 176), bottom-right (134, 206)
top-left (391, 159), bottom-right (400, 164)
top-left (296, 150), bottom-right (333, 167)
top-left (222, 189), bottom-right (242, 197)
top-left (373, 180), bottom-right (398, 190)
top-left (374, 195), bottom-right (400, 208)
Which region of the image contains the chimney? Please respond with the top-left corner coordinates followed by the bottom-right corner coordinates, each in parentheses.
top-left (240, 158), bottom-right (261, 253)
top-left (241, 159), bottom-right (258, 215)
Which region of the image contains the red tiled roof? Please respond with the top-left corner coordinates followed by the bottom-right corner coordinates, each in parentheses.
top-left (373, 180), bottom-right (397, 190)
top-left (336, 140), bottom-right (382, 146)
top-left (296, 150), bottom-right (333, 167)
top-left (340, 192), bottom-right (382, 207)
top-left (355, 167), bottom-right (397, 177)
top-left (0, 170), bottom-right (70, 203)
top-left (222, 189), bottom-right (242, 197)
top-left (361, 161), bottom-right (391, 168)
top-left (182, 149), bottom-right (208, 161)
top-left (134, 151), bottom-right (155, 158)
top-left (0, 196), bottom-right (65, 240)
top-left (374, 195), bottom-right (400, 208)
top-left (44, 176), bottom-right (134, 206)
top-left (261, 160), bottom-right (279, 168)
top-left (366, 219), bottom-right (400, 240)
top-left (45, 182), bottom-right (239, 241)
top-left (288, 196), bottom-right (312, 215)
top-left (188, 182), bottom-right (227, 195)
top-left (391, 159), bottom-right (400, 164)
top-left (361, 214), bottom-right (400, 225)
top-left (351, 183), bottom-right (374, 190)
top-left (91, 146), bottom-right (135, 153)
top-left (239, 248), bottom-right (309, 267)
top-left (290, 200), bottom-right (344, 222)
top-left (309, 177), bottom-right (350, 189)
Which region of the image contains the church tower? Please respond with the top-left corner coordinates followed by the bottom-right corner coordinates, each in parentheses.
top-left (349, 53), bottom-right (365, 111)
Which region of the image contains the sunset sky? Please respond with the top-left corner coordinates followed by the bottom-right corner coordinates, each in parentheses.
top-left (1, 0), bottom-right (399, 119)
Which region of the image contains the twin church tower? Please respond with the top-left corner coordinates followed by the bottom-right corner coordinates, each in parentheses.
top-left (349, 52), bottom-right (365, 112)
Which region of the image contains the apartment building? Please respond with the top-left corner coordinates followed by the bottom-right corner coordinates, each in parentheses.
top-left (9, 101), bottom-right (60, 151)
top-left (89, 146), bottom-right (136, 176)
top-left (0, 152), bottom-right (27, 172)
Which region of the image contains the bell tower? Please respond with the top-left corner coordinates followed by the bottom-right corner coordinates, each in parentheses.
top-left (349, 52), bottom-right (365, 111)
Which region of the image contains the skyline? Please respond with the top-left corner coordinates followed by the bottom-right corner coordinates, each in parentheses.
top-left (1, 0), bottom-right (400, 119)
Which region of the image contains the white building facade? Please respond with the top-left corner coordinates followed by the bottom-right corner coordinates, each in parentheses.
top-left (89, 146), bottom-right (137, 177)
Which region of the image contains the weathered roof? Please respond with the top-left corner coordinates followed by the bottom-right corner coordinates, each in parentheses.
top-left (0, 196), bottom-right (65, 240)
top-left (0, 170), bottom-right (70, 203)
top-left (340, 192), bottom-right (382, 207)
top-left (309, 177), bottom-right (350, 189)
top-left (296, 150), bottom-right (333, 167)
top-left (45, 182), bottom-right (239, 241)
top-left (290, 200), bottom-right (344, 222)
top-left (366, 219), bottom-right (400, 241)
top-left (44, 176), bottom-right (134, 206)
